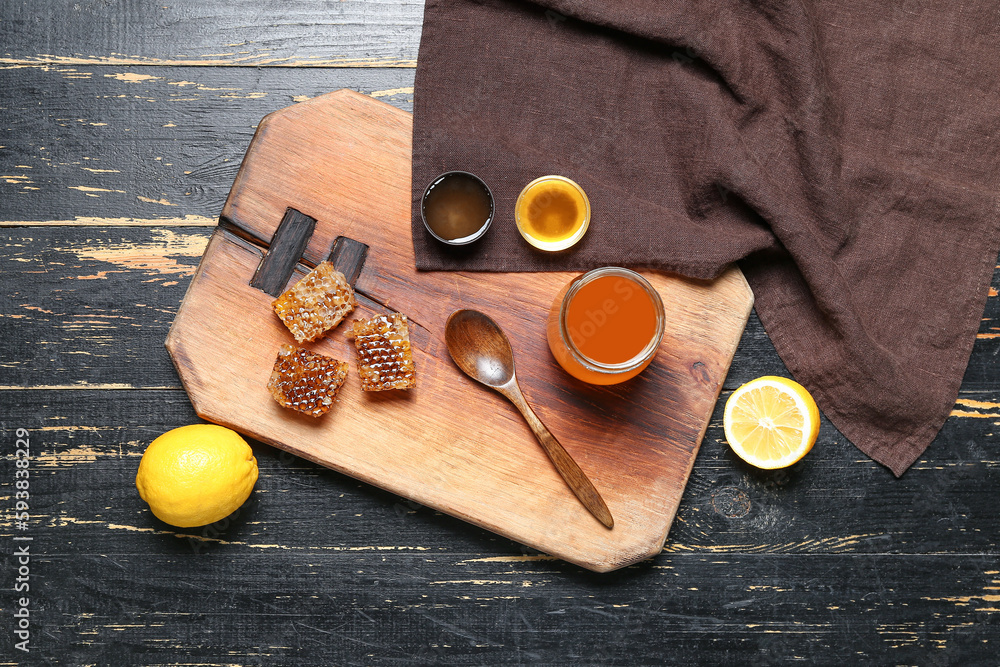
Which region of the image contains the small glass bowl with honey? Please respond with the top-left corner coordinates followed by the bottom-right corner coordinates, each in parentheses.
top-left (421, 171), bottom-right (495, 245)
top-left (514, 175), bottom-right (591, 251)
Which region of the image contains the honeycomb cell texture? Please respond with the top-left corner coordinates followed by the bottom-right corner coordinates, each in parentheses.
top-left (267, 343), bottom-right (349, 417)
top-left (272, 261), bottom-right (356, 343)
top-left (349, 313), bottom-right (416, 391)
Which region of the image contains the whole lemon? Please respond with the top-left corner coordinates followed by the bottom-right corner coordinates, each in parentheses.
top-left (136, 424), bottom-right (258, 527)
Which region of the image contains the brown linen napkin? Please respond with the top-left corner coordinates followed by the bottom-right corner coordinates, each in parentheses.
top-left (411, 0), bottom-right (1000, 476)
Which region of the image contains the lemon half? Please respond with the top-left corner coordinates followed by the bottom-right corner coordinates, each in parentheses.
top-left (136, 424), bottom-right (258, 527)
top-left (723, 376), bottom-right (820, 469)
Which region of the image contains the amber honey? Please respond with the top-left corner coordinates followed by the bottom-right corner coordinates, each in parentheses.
top-left (547, 267), bottom-right (664, 385)
top-left (515, 175), bottom-right (590, 251)
top-left (421, 171), bottom-right (494, 245)
top-left (349, 313), bottom-right (416, 391)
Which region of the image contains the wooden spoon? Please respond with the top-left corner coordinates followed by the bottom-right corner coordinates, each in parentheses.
top-left (444, 309), bottom-right (614, 529)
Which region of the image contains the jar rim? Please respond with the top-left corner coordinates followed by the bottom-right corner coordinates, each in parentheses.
top-left (558, 267), bottom-right (665, 375)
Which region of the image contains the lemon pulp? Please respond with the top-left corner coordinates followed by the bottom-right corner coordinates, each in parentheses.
top-left (723, 376), bottom-right (820, 469)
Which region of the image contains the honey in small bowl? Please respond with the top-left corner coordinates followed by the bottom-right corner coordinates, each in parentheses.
top-left (515, 175), bottom-right (590, 251)
top-left (421, 171), bottom-right (494, 245)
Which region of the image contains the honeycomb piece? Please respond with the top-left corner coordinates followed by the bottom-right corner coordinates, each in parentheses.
top-left (348, 313), bottom-right (416, 391)
top-left (267, 344), bottom-right (349, 417)
top-left (272, 261), bottom-right (356, 343)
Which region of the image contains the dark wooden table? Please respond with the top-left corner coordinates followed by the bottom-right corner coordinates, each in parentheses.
top-left (2, 2), bottom-right (998, 664)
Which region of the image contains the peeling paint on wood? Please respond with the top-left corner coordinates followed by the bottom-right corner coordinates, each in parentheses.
top-left (0, 55), bottom-right (419, 68)
top-left (0, 215), bottom-right (215, 226)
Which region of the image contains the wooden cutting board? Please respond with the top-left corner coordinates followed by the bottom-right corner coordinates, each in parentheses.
top-left (166, 89), bottom-right (753, 572)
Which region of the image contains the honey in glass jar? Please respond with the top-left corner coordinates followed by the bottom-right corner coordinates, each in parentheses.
top-left (547, 267), bottom-right (665, 385)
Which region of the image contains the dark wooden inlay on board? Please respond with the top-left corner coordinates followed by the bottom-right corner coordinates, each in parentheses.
top-left (249, 207), bottom-right (317, 296)
top-left (328, 235), bottom-right (369, 287)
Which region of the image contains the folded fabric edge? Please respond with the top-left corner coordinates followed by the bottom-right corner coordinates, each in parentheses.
top-left (758, 306), bottom-right (958, 478)
top-left (752, 233), bottom-right (1000, 478)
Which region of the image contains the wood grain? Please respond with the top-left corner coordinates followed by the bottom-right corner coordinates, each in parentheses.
top-left (6, 389), bottom-right (999, 555)
top-left (166, 90), bottom-right (753, 571)
top-left (0, 65), bottom-right (415, 224)
top-left (0, 1), bottom-right (424, 67)
top-left (4, 225), bottom-right (999, 391)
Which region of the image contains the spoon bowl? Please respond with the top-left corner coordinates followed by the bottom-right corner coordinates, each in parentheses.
top-left (444, 309), bottom-right (517, 389)
top-left (444, 309), bottom-right (614, 528)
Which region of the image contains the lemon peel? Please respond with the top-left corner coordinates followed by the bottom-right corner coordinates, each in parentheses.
top-left (136, 424), bottom-right (258, 527)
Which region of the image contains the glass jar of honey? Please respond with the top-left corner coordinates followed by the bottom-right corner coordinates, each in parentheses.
top-left (514, 175), bottom-right (590, 251)
top-left (547, 267), bottom-right (665, 385)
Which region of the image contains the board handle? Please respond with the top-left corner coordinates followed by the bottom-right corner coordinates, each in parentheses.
top-left (249, 207), bottom-right (316, 296)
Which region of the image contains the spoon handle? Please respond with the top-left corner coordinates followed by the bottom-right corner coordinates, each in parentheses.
top-left (504, 386), bottom-right (614, 529)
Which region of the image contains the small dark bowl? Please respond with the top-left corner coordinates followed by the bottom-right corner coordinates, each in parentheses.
top-left (420, 170), bottom-right (495, 246)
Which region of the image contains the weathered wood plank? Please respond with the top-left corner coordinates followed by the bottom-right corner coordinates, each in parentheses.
top-left (2, 390), bottom-right (997, 661)
top-left (0, 66), bottom-right (414, 223)
top-left (2, 389), bottom-right (997, 558)
top-left (0, 0), bottom-right (424, 67)
top-left (0, 227), bottom-right (209, 389)
top-left (14, 553), bottom-right (1000, 663)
